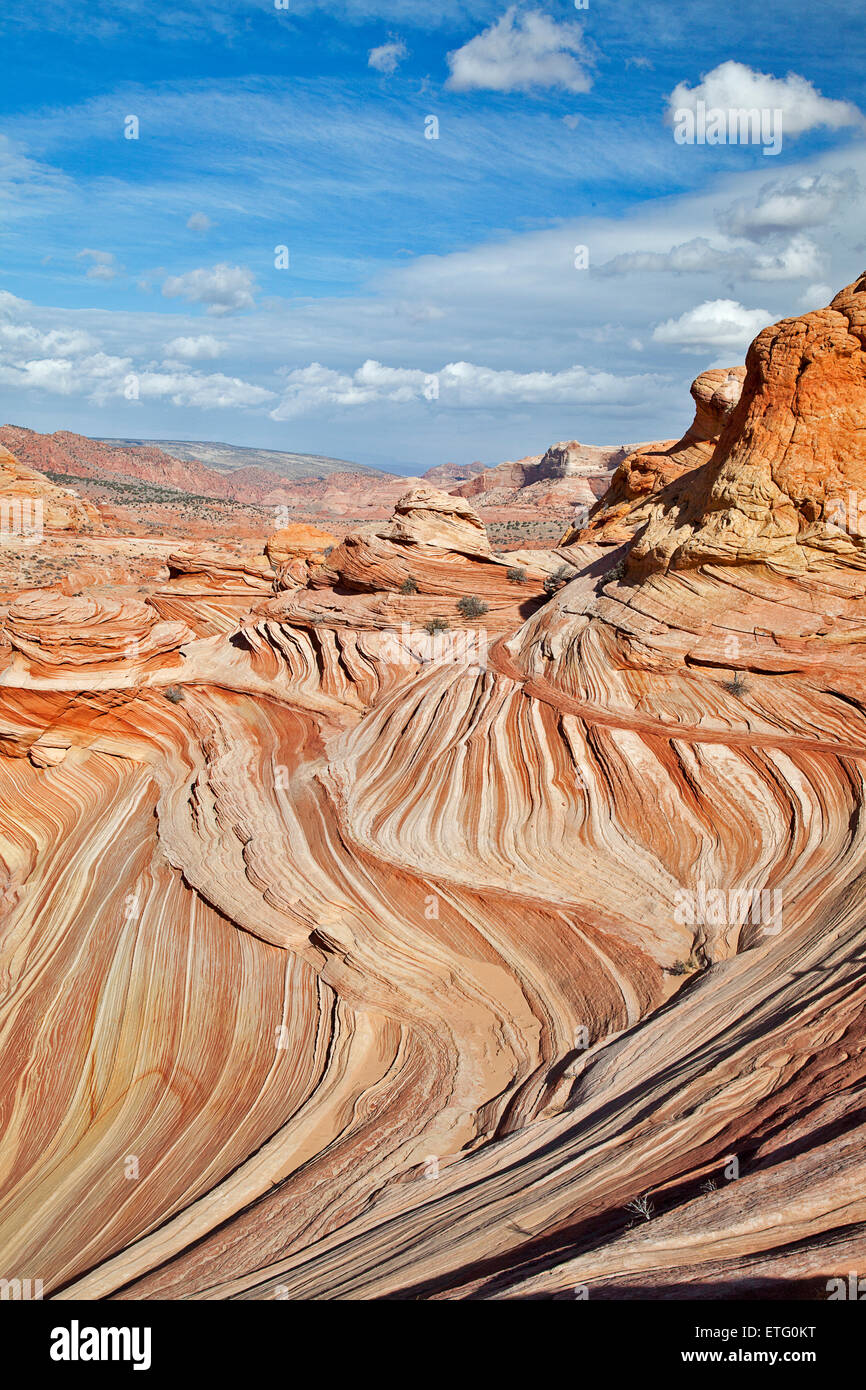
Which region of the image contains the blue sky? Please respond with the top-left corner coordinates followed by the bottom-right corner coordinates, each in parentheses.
top-left (0, 0), bottom-right (864, 471)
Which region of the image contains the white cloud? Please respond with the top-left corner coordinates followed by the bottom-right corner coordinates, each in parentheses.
top-left (186, 212), bottom-right (214, 231)
top-left (600, 232), bottom-right (823, 282)
top-left (653, 298), bottom-right (773, 352)
top-left (77, 248), bottom-right (120, 282)
top-left (164, 334), bottom-right (226, 360)
top-left (368, 40), bottom-right (407, 74)
top-left (600, 237), bottom-right (723, 277)
top-left (161, 262), bottom-right (257, 315)
top-left (719, 171), bottom-right (858, 238)
top-left (668, 62), bottom-right (863, 139)
top-left (396, 301), bottom-right (446, 323)
top-left (0, 290), bottom-right (269, 409)
top-left (270, 357), bottom-right (662, 419)
top-left (749, 233), bottom-right (823, 281)
top-left (0, 294), bottom-right (99, 356)
top-left (446, 7), bottom-right (591, 95)
top-left (134, 371), bottom-right (274, 409)
top-left (798, 282), bottom-right (833, 308)
top-left (0, 354), bottom-right (272, 410)
top-left (0, 352), bottom-right (133, 399)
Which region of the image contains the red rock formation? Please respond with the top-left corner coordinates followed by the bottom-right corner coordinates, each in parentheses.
top-left (0, 444), bottom-right (103, 534)
top-left (4, 590), bottom-right (192, 674)
top-left (561, 367), bottom-right (746, 545)
top-left (631, 274), bottom-right (866, 574)
top-left (3, 278), bottom-right (866, 1308)
top-left (421, 460), bottom-right (489, 488)
top-left (265, 523), bottom-right (337, 589)
top-left (166, 545), bottom-right (274, 591)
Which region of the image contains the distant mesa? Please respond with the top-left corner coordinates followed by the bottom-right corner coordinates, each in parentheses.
top-left (92, 436), bottom-right (387, 481)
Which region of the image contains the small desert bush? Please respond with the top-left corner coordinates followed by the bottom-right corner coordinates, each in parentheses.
top-left (425, 617), bottom-right (450, 635)
top-left (506, 566), bottom-right (526, 584)
top-left (625, 1194), bottom-right (654, 1223)
top-left (456, 594), bottom-right (488, 619)
top-left (722, 672), bottom-right (749, 697)
top-left (400, 576), bottom-right (419, 594)
top-left (543, 565), bottom-right (575, 596)
top-left (669, 953), bottom-right (701, 976)
top-left (164, 685), bottom-right (185, 704)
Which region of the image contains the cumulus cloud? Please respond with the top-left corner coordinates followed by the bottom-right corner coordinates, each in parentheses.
top-left (446, 7), bottom-right (591, 95)
top-left (749, 234), bottom-right (823, 281)
top-left (164, 334), bottom-right (226, 361)
top-left (0, 290), bottom-right (269, 409)
top-left (652, 298), bottom-right (773, 352)
top-left (668, 62), bottom-right (863, 139)
top-left (599, 233), bottom-right (823, 282)
top-left (77, 249), bottom-right (120, 282)
top-left (0, 293), bottom-right (98, 356)
top-left (186, 212), bottom-right (214, 231)
top-left (0, 352), bottom-right (133, 400)
top-left (270, 357), bottom-right (661, 419)
top-left (719, 171), bottom-right (858, 238)
top-left (368, 39), bottom-right (407, 74)
top-left (161, 262), bottom-right (257, 315)
top-left (600, 238), bottom-right (723, 277)
top-left (0, 355), bottom-right (272, 409)
top-left (132, 371), bottom-right (274, 409)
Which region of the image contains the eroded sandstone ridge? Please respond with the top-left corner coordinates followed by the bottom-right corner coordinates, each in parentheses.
top-left (2, 279), bottom-right (866, 1301)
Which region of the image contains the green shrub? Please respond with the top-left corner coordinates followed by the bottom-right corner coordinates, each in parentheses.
top-left (543, 565), bottom-right (575, 596)
top-left (456, 594), bottom-right (488, 619)
top-left (506, 566), bottom-right (526, 584)
top-left (400, 576), bottom-right (419, 594)
top-left (425, 617), bottom-right (450, 635)
top-left (164, 685), bottom-right (186, 704)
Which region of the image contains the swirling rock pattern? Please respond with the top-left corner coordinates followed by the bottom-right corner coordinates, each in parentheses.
top-left (2, 281), bottom-right (866, 1302)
